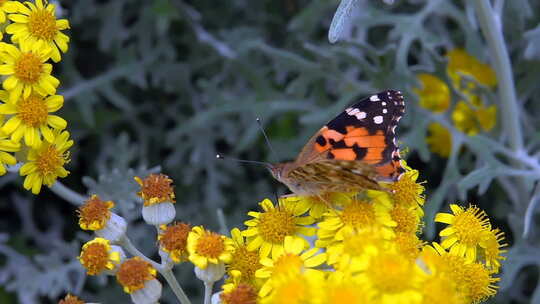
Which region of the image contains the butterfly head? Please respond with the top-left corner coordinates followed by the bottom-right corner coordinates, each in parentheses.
top-left (267, 163), bottom-right (287, 182)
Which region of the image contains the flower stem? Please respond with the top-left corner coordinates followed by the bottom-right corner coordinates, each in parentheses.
top-left (50, 181), bottom-right (87, 205)
top-left (119, 236), bottom-right (161, 269)
top-left (473, 0), bottom-right (523, 152)
top-left (204, 282), bottom-right (214, 304)
top-left (161, 269), bottom-right (192, 304)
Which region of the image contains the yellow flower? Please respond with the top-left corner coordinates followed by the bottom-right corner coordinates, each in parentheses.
top-left (446, 48), bottom-right (497, 89)
top-left (426, 122), bottom-right (452, 158)
top-left (187, 226), bottom-right (234, 269)
top-left (452, 101), bottom-right (497, 136)
top-left (77, 195), bottom-right (114, 231)
top-left (227, 228), bottom-right (263, 286)
top-left (220, 281), bottom-right (258, 304)
top-left (313, 274), bottom-right (375, 304)
top-left (325, 227), bottom-right (384, 270)
top-left (158, 222), bottom-right (191, 263)
top-left (258, 271), bottom-right (324, 304)
top-left (0, 2), bottom-right (18, 32)
top-left (316, 198), bottom-right (396, 248)
top-left (78, 237), bottom-right (123, 275)
top-left (19, 129), bottom-right (72, 194)
top-left (393, 232), bottom-right (423, 260)
top-left (116, 257), bottom-right (157, 294)
top-left (420, 274), bottom-right (467, 304)
top-left (354, 249), bottom-right (425, 304)
top-left (59, 294), bottom-right (85, 304)
top-left (479, 228), bottom-right (507, 272)
top-left (287, 192), bottom-right (354, 219)
top-left (420, 243), bottom-right (499, 303)
top-left (134, 173), bottom-right (176, 206)
top-left (390, 204), bottom-right (421, 234)
top-left (435, 204), bottom-right (491, 262)
top-left (414, 74), bottom-right (450, 113)
top-left (0, 41), bottom-right (59, 103)
top-left (0, 92), bottom-right (66, 147)
top-left (0, 134), bottom-right (19, 175)
top-left (242, 198), bottom-right (315, 259)
top-left (255, 236), bottom-right (326, 297)
top-left (386, 167), bottom-right (425, 211)
top-left (6, 0), bottom-right (70, 62)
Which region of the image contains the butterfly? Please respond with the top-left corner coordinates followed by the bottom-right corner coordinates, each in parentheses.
top-left (268, 90), bottom-right (405, 196)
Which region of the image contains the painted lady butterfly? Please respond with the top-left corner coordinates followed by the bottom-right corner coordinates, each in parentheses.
top-left (269, 90), bottom-right (405, 196)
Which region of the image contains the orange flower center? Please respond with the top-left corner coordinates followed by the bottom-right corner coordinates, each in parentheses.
top-left (116, 257), bottom-right (156, 293)
top-left (390, 205), bottom-right (420, 234)
top-left (80, 242), bottom-right (109, 275)
top-left (273, 253), bottom-right (303, 276)
top-left (17, 95), bottom-right (48, 127)
top-left (258, 208), bottom-right (296, 243)
top-left (220, 283), bottom-right (257, 304)
top-left (59, 294), bottom-right (85, 304)
top-left (15, 52), bottom-right (43, 84)
top-left (35, 144), bottom-right (66, 175)
top-left (340, 201), bottom-right (375, 228)
top-left (136, 173), bottom-right (176, 206)
top-left (229, 246), bottom-right (261, 282)
top-left (160, 222), bottom-right (190, 252)
top-left (77, 196), bottom-right (113, 228)
top-left (28, 9), bottom-right (57, 41)
top-left (195, 231), bottom-right (225, 259)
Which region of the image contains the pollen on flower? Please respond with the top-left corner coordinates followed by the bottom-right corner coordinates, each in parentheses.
top-left (77, 195), bottom-right (114, 230)
top-left (58, 294), bottom-right (85, 304)
top-left (390, 170), bottom-right (425, 209)
top-left (460, 262), bottom-right (499, 302)
top-left (390, 204), bottom-right (421, 234)
top-left (159, 222), bottom-right (191, 263)
top-left (394, 232), bottom-right (423, 260)
top-left (340, 200), bottom-right (376, 228)
top-left (272, 253), bottom-right (304, 275)
top-left (17, 94), bottom-right (48, 127)
top-left (220, 283), bottom-right (258, 304)
top-left (258, 207), bottom-right (297, 243)
top-left (480, 228), bottom-right (507, 271)
top-left (28, 8), bottom-right (57, 41)
top-left (79, 238), bottom-right (112, 275)
top-left (135, 173), bottom-right (176, 206)
top-left (228, 246), bottom-right (261, 282)
top-left (14, 52), bottom-right (43, 84)
top-left (365, 252), bottom-right (418, 294)
top-left (116, 257), bottom-right (157, 294)
top-left (196, 231), bottom-right (225, 259)
top-left (36, 144), bottom-right (69, 178)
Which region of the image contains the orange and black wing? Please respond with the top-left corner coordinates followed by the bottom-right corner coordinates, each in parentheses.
top-left (296, 90), bottom-right (406, 181)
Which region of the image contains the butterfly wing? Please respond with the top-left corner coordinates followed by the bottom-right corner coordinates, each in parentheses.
top-left (295, 90), bottom-right (405, 181)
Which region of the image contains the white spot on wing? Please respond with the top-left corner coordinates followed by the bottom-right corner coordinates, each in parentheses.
top-left (382, 102), bottom-right (386, 106)
top-left (370, 95), bottom-right (380, 102)
top-left (382, 109), bottom-right (388, 114)
top-left (355, 112), bottom-right (367, 120)
top-left (373, 116), bottom-right (383, 124)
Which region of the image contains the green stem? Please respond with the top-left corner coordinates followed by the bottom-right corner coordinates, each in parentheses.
top-left (473, 0), bottom-right (523, 152)
top-left (161, 269), bottom-right (192, 304)
top-left (49, 181), bottom-right (87, 205)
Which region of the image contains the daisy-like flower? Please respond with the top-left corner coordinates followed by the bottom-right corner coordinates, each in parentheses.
top-left (227, 228), bottom-right (263, 286)
top-left (446, 48), bottom-right (497, 90)
top-left (19, 129), bottom-right (72, 194)
top-left (420, 273), bottom-right (466, 304)
top-left (0, 92), bottom-right (66, 147)
top-left (116, 257), bottom-right (162, 303)
top-left (135, 173), bottom-right (176, 226)
top-left (313, 274), bottom-right (375, 304)
top-left (256, 236), bottom-right (326, 297)
top-left (77, 195), bottom-right (127, 242)
top-left (78, 237), bottom-right (125, 275)
top-left (393, 232), bottom-right (423, 260)
top-left (58, 294), bottom-right (85, 304)
top-left (390, 204), bottom-right (421, 234)
top-left (220, 279), bottom-right (258, 304)
top-left (325, 226), bottom-right (385, 269)
top-left (386, 167), bottom-right (425, 211)
top-left (158, 222), bottom-right (191, 263)
top-left (285, 192), bottom-right (354, 220)
top-left (435, 204), bottom-right (491, 262)
top-left (258, 271), bottom-right (324, 304)
top-left (452, 101), bottom-right (497, 136)
top-left (187, 225), bottom-right (234, 270)
top-left (0, 134), bottom-right (19, 175)
top-left (426, 122), bottom-right (452, 158)
top-left (0, 41), bottom-right (59, 103)
top-left (242, 198), bottom-right (315, 259)
top-left (420, 243), bottom-right (499, 303)
top-left (354, 249), bottom-right (425, 304)
top-left (316, 198), bottom-right (396, 248)
top-left (479, 228), bottom-right (507, 271)
top-left (6, 0), bottom-right (70, 63)
top-left (413, 73), bottom-right (450, 113)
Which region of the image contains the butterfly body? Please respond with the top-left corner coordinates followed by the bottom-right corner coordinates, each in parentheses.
top-left (270, 90), bottom-right (405, 196)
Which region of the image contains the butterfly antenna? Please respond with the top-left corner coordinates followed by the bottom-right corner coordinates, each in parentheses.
top-left (256, 117), bottom-right (278, 161)
top-left (216, 154), bottom-right (271, 168)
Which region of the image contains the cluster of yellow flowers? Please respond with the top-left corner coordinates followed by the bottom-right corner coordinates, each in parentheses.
top-left (414, 49), bottom-right (498, 157)
top-left (75, 169), bottom-right (506, 304)
top-left (0, 0), bottom-right (72, 194)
